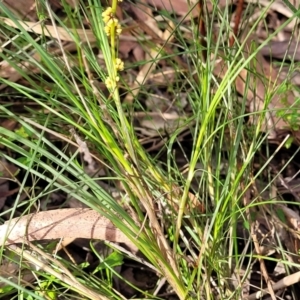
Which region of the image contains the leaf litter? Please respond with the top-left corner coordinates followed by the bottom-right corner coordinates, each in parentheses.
top-left (1, 0), bottom-right (300, 298)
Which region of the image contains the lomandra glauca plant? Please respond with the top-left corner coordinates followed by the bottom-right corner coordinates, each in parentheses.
top-left (96, 0), bottom-right (187, 298)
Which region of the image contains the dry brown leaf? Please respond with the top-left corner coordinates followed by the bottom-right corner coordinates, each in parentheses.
top-left (245, 0), bottom-right (299, 30)
top-left (244, 38), bottom-right (299, 136)
top-left (124, 1), bottom-right (180, 103)
top-left (0, 119), bottom-right (18, 133)
top-left (0, 183), bottom-right (8, 211)
top-left (145, 0), bottom-right (199, 17)
top-left (261, 40), bottom-right (300, 61)
top-left (0, 208), bottom-right (138, 253)
top-left (124, 1), bottom-right (164, 103)
top-left (3, 0), bottom-right (37, 20)
top-left (144, 0), bottom-right (230, 17)
top-left (213, 35), bottom-right (299, 138)
top-left (0, 17), bottom-right (151, 88)
top-left (119, 37), bottom-right (142, 60)
top-left (0, 158), bottom-right (19, 210)
top-left (0, 43), bottom-right (78, 91)
top-left (0, 17), bottom-right (97, 42)
top-left (0, 52), bottom-right (41, 91)
top-left (116, 5), bottom-right (143, 59)
top-left (136, 93), bottom-right (187, 136)
top-left (276, 204), bottom-right (300, 232)
top-left (0, 17), bottom-right (148, 43)
top-left (2, 0), bottom-right (79, 20)
top-left (0, 159), bottom-right (19, 185)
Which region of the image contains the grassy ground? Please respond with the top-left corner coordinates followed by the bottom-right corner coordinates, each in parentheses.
top-left (0, 0), bottom-right (300, 299)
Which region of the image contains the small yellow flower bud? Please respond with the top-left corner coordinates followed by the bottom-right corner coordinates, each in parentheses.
top-left (112, 18), bottom-right (119, 26)
top-left (102, 7), bottom-right (112, 18)
top-left (115, 58), bottom-right (124, 71)
top-left (104, 18), bottom-right (122, 36)
top-left (102, 7), bottom-right (115, 25)
top-left (102, 15), bottom-right (111, 24)
top-left (105, 77), bottom-right (113, 89)
top-left (116, 23), bottom-right (122, 35)
top-left (104, 25), bottom-right (111, 36)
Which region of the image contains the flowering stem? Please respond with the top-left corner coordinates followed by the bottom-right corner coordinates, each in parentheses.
top-left (102, 1), bottom-right (137, 164)
top-left (110, 0), bottom-right (116, 78)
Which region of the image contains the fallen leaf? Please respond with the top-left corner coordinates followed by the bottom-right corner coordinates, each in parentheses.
top-left (213, 35), bottom-right (300, 138)
top-left (144, 0), bottom-right (229, 17)
top-left (145, 0), bottom-right (199, 17)
top-left (3, 0), bottom-right (36, 20)
top-left (0, 182), bottom-right (9, 210)
top-left (0, 159), bottom-right (18, 185)
top-left (0, 208), bottom-right (138, 253)
top-left (2, 0), bottom-right (79, 20)
top-left (261, 40), bottom-right (300, 61)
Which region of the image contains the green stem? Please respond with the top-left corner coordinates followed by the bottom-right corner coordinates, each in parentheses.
top-left (111, 0), bottom-right (117, 13)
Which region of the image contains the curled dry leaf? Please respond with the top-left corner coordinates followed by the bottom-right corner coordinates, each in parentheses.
top-left (276, 204), bottom-right (300, 231)
top-left (0, 208), bottom-right (138, 253)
